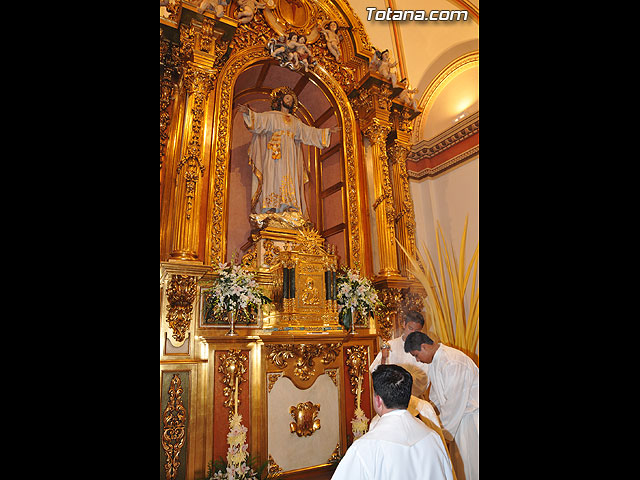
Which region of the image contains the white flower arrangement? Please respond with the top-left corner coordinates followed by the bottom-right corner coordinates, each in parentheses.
top-left (205, 262), bottom-right (271, 321)
top-left (208, 413), bottom-right (264, 480)
top-left (204, 413), bottom-right (266, 480)
top-left (336, 268), bottom-right (382, 331)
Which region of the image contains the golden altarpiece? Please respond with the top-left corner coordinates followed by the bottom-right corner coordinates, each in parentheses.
top-left (160, 1), bottom-right (425, 478)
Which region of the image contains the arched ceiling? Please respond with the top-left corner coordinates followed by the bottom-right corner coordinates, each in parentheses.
top-left (348, 0), bottom-right (478, 142)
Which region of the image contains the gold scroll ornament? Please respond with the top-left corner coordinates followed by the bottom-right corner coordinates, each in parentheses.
top-left (162, 374), bottom-right (187, 480)
top-left (218, 350), bottom-right (248, 421)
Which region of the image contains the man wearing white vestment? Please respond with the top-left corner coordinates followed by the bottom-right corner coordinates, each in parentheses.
top-left (369, 310), bottom-right (430, 397)
top-left (405, 332), bottom-right (479, 480)
top-left (238, 87), bottom-right (338, 218)
top-left (331, 365), bottom-right (454, 480)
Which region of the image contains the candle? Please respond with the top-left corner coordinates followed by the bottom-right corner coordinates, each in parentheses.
top-left (356, 375), bottom-right (362, 409)
top-left (234, 376), bottom-right (239, 415)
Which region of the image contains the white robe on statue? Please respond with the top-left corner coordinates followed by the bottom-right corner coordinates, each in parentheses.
top-left (428, 344), bottom-right (479, 480)
top-left (242, 109), bottom-right (331, 215)
top-left (369, 336), bottom-right (430, 397)
top-left (331, 409), bottom-right (454, 480)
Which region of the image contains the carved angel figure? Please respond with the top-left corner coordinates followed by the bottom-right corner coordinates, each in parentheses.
top-left (397, 85), bottom-right (419, 110)
top-left (235, 0), bottom-right (273, 24)
top-left (292, 36), bottom-right (314, 72)
top-left (319, 20), bottom-right (343, 62)
top-left (198, 0), bottom-right (227, 17)
top-left (370, 47), bottom-right (404, 88)
top-left (268, 32), bottom-right (315, 72)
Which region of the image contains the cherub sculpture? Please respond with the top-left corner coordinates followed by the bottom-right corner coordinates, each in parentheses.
top-left (235, 0), bottom-right (273, 24)
top-left (397, 84), bottom-right (418, 110)
top-left (268, 32), bottom-right (315, 72)
top-left (292, 36), bottom-right (314, 72)
top-left (198, 0), bottom-right (227, 17)
top-left (369, 47), bottom-right (404, 88)
top-left (319, 20), bottom-right (343, 62)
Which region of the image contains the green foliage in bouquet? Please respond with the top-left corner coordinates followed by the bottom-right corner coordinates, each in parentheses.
top-left (203, 261), bottom-right (271, 324)
top-left (335, 268), bottom-right (382, 331)
top-left (201, 455), bottom-right (268, 480)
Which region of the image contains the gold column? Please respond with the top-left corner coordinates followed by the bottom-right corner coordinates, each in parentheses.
top-left (363, 120), bottom-right (400, 277)
top-left (170, 64), bottom-right (214, 261)
top-left (168, 16), bottom-right (233, 261)
top-left (388, 102), bottom-right (420, 276)
top-left (349, 73), bottom-right (401, 278)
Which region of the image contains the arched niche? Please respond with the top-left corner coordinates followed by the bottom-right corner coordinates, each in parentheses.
top-left (226, 60), bottom-right (343, 262)
top-left (204, 46), bottom-right (369, 273)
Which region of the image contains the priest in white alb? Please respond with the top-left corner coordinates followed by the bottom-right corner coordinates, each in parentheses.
top-left (331, 365), bottom-right (454, 480)
top-left (405, 332), bottom-right (479, 480)
top-left (369, 310), bottom-right (430, 397)
top-left (237, 87), bottom-right (339, 223)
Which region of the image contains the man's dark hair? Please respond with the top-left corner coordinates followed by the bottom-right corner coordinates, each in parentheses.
top-left (404, 310), bottom-right (425, 328)
top-left (371, 364), bottom-right (412, 410)
top-left (404, 331), bottom-right (434, 353)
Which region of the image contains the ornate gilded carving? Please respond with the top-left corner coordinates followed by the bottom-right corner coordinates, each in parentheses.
top-left (294, 226), bottom-right (325, 255)
top-left (388, 139), bottom-right (417, 275)
top-left (267, 343), bottom-right (341, 382)
top-left (218, 350), bottom-right (248, 420)
top-left (377, 288), bottom-right (424, 339)
top-left (175, 15), bottom-right (231, 224)
top-left (177, 65), bottom-right (214, 221)
top-left (160, 31), bottom-right (180, 171)
top-left (162, 374), bottom-right (187, 480)
top-left (160, 0), bottom-right (181, 26)
top-left (166, 274), bottom-right (198, 343)
top-left (230, 11), bottom-right (274, 51)
top-left (328, 443), bottom-right (341, 463)
top-left (267, 372), bottom-right (282, 393)
top-left (289, 401), bottom-right (321, 437)
top-left (325, 368), bottom-right (338, 387)
top-left (345, 345), bottom-right (369, 395)
top-left (375, 310), bottom-right (394, 346)
top-left (345, 346), bottom-right (370, 439)
top-left (268, 454), bottom-right (283, 477)
top-left (301, 277), bottom-right (320, 305)
top-left (362, 119), bottom-right (399, 276)
top-left (312, 64), bottom-right (363, 270)
top-left (263, 239), bottom-right (280, 267)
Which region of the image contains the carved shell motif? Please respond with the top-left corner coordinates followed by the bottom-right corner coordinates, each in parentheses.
top-left (289, 401), bottom-right (321, 437)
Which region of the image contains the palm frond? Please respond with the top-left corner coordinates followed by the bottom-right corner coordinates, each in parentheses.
top-left (396, 219), bottom-right (478, 362)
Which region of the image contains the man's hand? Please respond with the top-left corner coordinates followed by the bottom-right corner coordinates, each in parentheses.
top-left (381, 344), bottom-right (390, 364)
top-left (329, 125), bottom-right (341, 134)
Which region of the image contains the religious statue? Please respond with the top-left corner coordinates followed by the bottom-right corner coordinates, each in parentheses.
top-left (319, 20), bottom-right (343, 62)
top-left (268, 33), bottom-right (316, 72)
top-left (301, 277), bottom-right (320, 305)
top-left (235, 0), bottom-right (274, 24)
top-left (197, 0), bottom-right (228, 17)
top-left (237, 87), bottom-right (340, 229)
top-left (369, 47), bottom-right (405, 88)
top-left (397, 84), bottom-right (418, 110)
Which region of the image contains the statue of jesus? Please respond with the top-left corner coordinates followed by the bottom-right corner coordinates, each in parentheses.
top-left (237, 86), bottom-right (339, 228)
